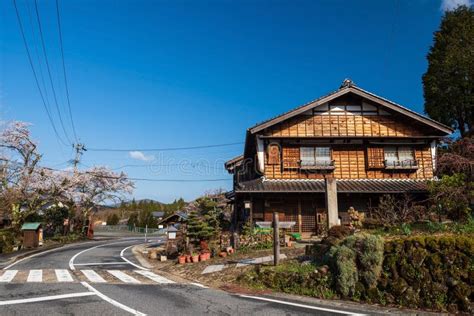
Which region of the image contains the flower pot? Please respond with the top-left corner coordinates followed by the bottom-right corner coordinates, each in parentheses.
top-left (191, 255), bottom-right (199, 263)
top-left (178, 256), bottom-right (186, 264)
top-left (199, 254), bottom-right (207, 261)
top-left (205, 252), bottom-right (211, 260)
top-left (186, 255), bottom-right (192, 263)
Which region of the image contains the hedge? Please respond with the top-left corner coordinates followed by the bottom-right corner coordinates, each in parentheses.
top-left (247, 233), bottom-right (473, 313)
top-left (379, 235), bottom-right (473, 313)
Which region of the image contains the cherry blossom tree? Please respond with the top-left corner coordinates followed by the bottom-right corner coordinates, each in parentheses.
top-left (0, 121), bottom-right (135, 232)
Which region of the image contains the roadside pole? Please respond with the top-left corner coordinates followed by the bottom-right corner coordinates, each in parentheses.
top-left (273, 212), bottom-right (280, 266)
top-left (145, 224), bottom-right (148, 243)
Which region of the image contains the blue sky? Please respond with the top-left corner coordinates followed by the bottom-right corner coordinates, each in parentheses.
top-left (0, 0), bottom-right (466, 202)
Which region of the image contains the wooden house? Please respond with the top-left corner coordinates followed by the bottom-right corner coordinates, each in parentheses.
top-left (225, 80), bottom-right (453, 237)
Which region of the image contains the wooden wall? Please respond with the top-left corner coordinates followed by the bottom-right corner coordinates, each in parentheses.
top-left (265, 113), bottom-right (425, 138)
top-left (264, 146), bottom-right (434, 180)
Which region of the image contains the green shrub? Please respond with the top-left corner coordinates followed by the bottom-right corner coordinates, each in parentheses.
top-left (239, 262), bottom-right (336, 299)
top-left (329, 245), bottom-right (358, 297)
top-left (401, 223), bottom-right (412, 236)
top-left (326, 233), bottom-right (384, 297)
top-left (0, 229), bottom-right (17, 254)
top-left (357, 234), bottom-right (384, 288)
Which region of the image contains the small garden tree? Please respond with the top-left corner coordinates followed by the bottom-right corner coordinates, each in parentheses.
top-left (428, 173), bottom-right (472, 222)
top-left (106, 213), bottom-right (120, 225)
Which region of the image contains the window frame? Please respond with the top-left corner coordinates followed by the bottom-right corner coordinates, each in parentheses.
top-left (383, 146), bottom-right (417, 168)
top-left (299, 146), bottom-right (333, 168)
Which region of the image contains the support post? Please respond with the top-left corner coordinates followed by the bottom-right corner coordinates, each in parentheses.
top-left (273, 212), bottom-right (280, 266)
top-left (297, 198), bottom-right (302, 234)
top-left (325, 177), bottom-right (339, 229)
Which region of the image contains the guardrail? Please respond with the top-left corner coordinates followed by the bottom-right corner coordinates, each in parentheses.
top-left (95, 225), bottom-right (166, 235)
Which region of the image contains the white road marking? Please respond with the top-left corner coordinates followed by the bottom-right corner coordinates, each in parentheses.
top-left (27, 269), bottom-right (42, 282)
top-left (107, 270), bottom-right (141, 284)
top-left (0, 292), bottom-right (96, 306)
top-left (55, 269), bottom-right (74, 282)
top-left (69, 240), bottom-right (137, 270)
top-left (120, 245), bottom-right (149, 271)
top-left (238, 295), bottom-right (367, 316)
top-left (133, 270), bottom-right (175, 284)
top-left (190, 282), bottom-right (208, 288)
top-left (81, 270), bottom-right (107, 283)
top-left (0, 270), bottom-right (18, 282)
top-left (81, 281), bottom-right (146, 315)
top-left (3, 241), bottom-right (95, 270)
top-left (74, 262), bottom-right (128, 266)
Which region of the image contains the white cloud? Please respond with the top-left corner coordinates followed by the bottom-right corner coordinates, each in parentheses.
top-left (129, 151), bottom-right (154, 161)
top-left (441, 0), bottom-right (472, 11)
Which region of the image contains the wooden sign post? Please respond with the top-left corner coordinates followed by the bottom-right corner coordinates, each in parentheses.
top-left (273, 212), bottom-right (280, 266)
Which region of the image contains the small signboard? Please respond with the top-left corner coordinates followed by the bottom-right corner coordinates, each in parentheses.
top-left (256, 221), bottom-right (296, 229)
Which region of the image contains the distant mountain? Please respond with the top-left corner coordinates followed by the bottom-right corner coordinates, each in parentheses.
top-left (105, 199), bottom-right (164, 208)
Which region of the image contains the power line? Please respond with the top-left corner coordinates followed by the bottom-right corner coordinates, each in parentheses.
top-left (110, 163), bottom-right (225, 171)
top-left (55, 0), bottom-right (78, 143)
top-left (12, 0), bottom-right (69, 147)
top-left (87, 141), bottom-right (244, 152)
top-left (1, 159), bottom-right (230, 182)
top-left (34, 0), bottom-right (72, 144)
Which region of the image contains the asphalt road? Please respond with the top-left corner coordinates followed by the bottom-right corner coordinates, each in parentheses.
top-left (0, 238), bottom-right (372, 315)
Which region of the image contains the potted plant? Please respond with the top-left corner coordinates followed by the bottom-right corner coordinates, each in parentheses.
top-left (191, 253), bottom-right (199, 263)
top-left (178, 254), bottom-right (186, 264)
top-left (199, 252), bottom-right (207, 261)
top-left (186, 254), bottom-right (192, 263)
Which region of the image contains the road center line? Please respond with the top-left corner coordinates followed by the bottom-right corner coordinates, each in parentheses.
top-left (81, 281), bottom-right (146, 315)
top-left (0, 292), bottom-right (96, 306)
top-left (238, 295), bottom-right (367, 316)
top-left (120, 245), bottom-right (149, 271)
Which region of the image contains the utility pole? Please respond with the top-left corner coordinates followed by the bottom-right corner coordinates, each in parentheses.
top-left (72, 143), bottom-right (86, 172)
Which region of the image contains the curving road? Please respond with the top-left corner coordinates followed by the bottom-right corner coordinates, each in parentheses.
top-left (0, 238), bottom-right (372, 315)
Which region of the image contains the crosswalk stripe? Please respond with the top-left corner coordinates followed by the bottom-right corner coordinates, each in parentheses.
top-left (27, 269), bottom-right (42, 282)
top-left (81, 270), bottom-right (107, 283)
top-left (107, 270), bottom-right (141, 284)
top-left (55, 269), bottom-right (74, 282)
top-left (133, 270), bottom-right (175, 284)
top-left (0, 270), bottom-right (18, 282)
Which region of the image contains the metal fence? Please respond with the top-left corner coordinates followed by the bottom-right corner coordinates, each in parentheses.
top-left (95, 224), bottom-right (166, 235)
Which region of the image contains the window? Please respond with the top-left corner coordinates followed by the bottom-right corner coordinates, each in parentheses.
top-left (300, 147), bottom-right (331, 166)
top-left (384, 146), bottom-right (398, 166)
top-left (384, 146), bottom-right (416, 167)
top-left (398, 147), bottom-right (414, 162)
top-left (366, 147), bottom-right (385, 169)
top-left (300, 147), bottom-right (315, 166)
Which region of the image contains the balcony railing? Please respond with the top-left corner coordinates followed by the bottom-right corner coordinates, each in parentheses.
top-left (384, 159), bottom-right (419, 170)
top-left (300, 160), bottom-right (335, 171)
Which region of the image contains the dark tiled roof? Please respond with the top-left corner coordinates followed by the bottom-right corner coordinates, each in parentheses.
top-left (235, 178), bottom-right (429, 194)
top-left (152, 211), bottom-right (165, 218)
top-left (224, 155), bottom-right (244, 171)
